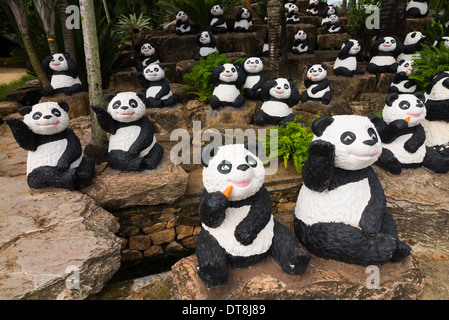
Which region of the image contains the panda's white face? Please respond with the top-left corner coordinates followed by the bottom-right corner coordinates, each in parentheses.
top-left (346, 40), bottom-right (361, 55)
top-left (379, 37), bottom-right (397, 52)
top-left (295, 30), bottom-right (307, 41)
top-left (314, 115), bottom-right (382, 171)
top-left (23, 102), bottom-right (69, 135)
top-left (383, 94), bottom-right (426, 128)
top-left (211, 5), bottom-right (223, 16)
top-left (176, 11), bottom-right (188, 21)
top-left (434, 37), bottom-right (449, 48)
top-left (141, 43), bottom-right (155, 56)
top-left (219, 63), bottom-right (238, 83)
top-left (107, 92), bottom-right (146, 123)
top-left (269, 78), bottom-right (292, 100)
top-left (397, 60), bottom-right (414, 76)
top-left (328, 14), bottom-right (339, 24)
top-left (143, 63), bottom-right (165, 81)
top-left (49, 53), bottom-right (68, 72)
top-left (404, 31), bottom-right (425, 46)
top-left (244, 57), bottom-right (263, 74)
top-left (307, 64), bottom-right (327, 82)
top-left (240, 8), bottom-right (251, 19)
top-left (288, 4), bottom-right (298, 13)
top-left (309, 0), bottom-right (318, 4)
top-left (327, 6), bottom-right (336, 15)
top-left (199, 31), bottom-right (211, 44)
top-left (202, 144), bottom-right (265, 201)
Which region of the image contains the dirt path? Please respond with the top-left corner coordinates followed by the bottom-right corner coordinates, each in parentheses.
top-left (0, 67), bottom-right (27, 85)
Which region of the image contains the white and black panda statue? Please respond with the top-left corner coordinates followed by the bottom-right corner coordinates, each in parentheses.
top-left (196, 141), bottom-right (310, 288)
top-left (292, 30), bottom-right (314, 55)
top-left (242, 57), bottom-right (266, 100)
top-left (301, 64), bottom-right (332, 105)
top-left (41, 53), bottom-right (84, 96)
top-left (209, 5), bottom-right (227, 34)
top-left (6, 102), bottom-right (94, 190)
top-left (135, 43), bottom-right (160, 73)
top-left (255, 77), bottom-right (300, 126)
top-left (294, 115), bottom-right (411, 266)
top-left (136, 63), bottom-right (176, 108)
top-left (194, 31), bottom-right (218, 60)
top-left (406, 0), bottom-right (428, 18)
top-left (175, 11), bottom-right (193, 36)
top-left (286, 4), bottom-right (304, 25)
top-left (397, 31), bottom-right (426, 62)
top-left (91, 92), bottom-right (164, 172)
top-left (234, 8), bottom-right (253, 32)
top-left (324, 14), bottom-right (342, 34)
top-left (306, 0), bottom-right (319, 16)
top-left (367, 36), bottom-right (403, 74)
top-left (210, 62), bottom-right (246, 109)
top-left (433, 36), bottom-right (449, 49)
top-left (389, 60), bottom-right (417, 94)
top-left (369, 92), bottom-right (449, 174)
top-left (422, 71), bottom-right (449, 156)
top-left (333, 39), bottom-right (364, 77)
top-left (321, 5), bottom-right (337, 19)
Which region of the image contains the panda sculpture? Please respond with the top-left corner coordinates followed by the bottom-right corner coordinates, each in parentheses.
top-left (255, 77), bottom-right (300, 126)
top-left (367, 36), bottom-right (403, 74)
top-left (333, 39), bottom-right (364, 77)
top-left (175, 11), bottom-right (192, 36)
top-left (422, 71), bottom-right (449, 156)
top-left (292, 30), bottom-right (314, 55)
top-left (397, 31), bottom-right (426, 62)
top-left (5, 102), bottom-right (94, 190)
top-left (196, 141), bottom-right (310, 288)
top-left (324, 14), bottom-right (342, 34)
top-left (234, 8), bottom-right (253, 32)
top-left (136, 43), bottom-right (160, 73)
top-left (136, 63), bottom-right (177, 108)
top-left (306, 0), bottom-right (319, 16)
top-left (369, 92), bottom-right (449, 174)
top-left (433, 36), bottom-right (449, 49)
top-left (91, 92), bottom-right (164, 172)
top-left (194, 31), bottom-right (218, 60)
top-left (301, 64), bottom-right (332, 105)
top-left (286, 4), bottom-right (304, 25)
top-left (389, 60), bottom-right (417, 94)
top-left (406, 0), bottom-right (428, 18)
top-left (321, 5), bottom-right (337, 18)
top-left (210, 63), bottom-right (246, 109)
top-left (41, 53), bottom-right (84, 96)
top-left (242, 57), bottom-right (266, 100)
top-left (284, 0), bottom-right (296, 12)
top-left (209, 5), bottom-right (227, 34)
top-left (294, 115), bottom-right (411, 266)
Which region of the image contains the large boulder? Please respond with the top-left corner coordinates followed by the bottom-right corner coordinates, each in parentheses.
top-left (39, 91), bottom-right (90, 119)
top-left (0, 177), bottom-right (122, 300)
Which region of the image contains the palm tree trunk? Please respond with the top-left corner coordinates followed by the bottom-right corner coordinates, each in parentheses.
top-left (267, 0), bottom-right (282, 77)
top-left (33, 0), bottom-right (59, 54)
top-left (58, 0), bottom-right (77, 61)
top-left (380, 0), bottom-right (408, 41)
top-left (102, 0), bottom-right (111, 24)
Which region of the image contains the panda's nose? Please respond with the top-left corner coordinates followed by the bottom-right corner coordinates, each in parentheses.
top-left (363, 139), bottom-right (376, 146)
top-left (276, 86), bottom-right (282, 90)
top-left (237, 164), bottom-right (250, 171)
top-left (43, 115), bottom-right (52, 119)
top-left (121, 106), bottom-right (129, 110)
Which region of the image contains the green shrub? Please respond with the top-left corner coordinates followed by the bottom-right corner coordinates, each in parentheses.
top-left (0, 74), bottom-right (36, 102)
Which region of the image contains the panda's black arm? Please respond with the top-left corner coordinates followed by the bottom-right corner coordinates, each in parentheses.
top-left (153, 80), bottom-right (171, 100)
top-left (259, 79), bottom-right (277, 101)
top-left (337, 41), bottom-right (353, 59)
top-left (304, 77), bottom-right (313, 88)
top-left (254, 73), bottom-right (266, 90)
top-left (369, 115), bottom-right (408, 143)
top-left (136, 72), bottom-right (151, 89)
top-left (5, 118), bottom-right (38, 151)
top-left (404, 125), bottom-right (426, 153)
top-left (302, 140), bottom-right (335, 192)
top-left (234, 186), bottom-right (272, 246)
top-left (287, 80), bottom-right (301, 107)
top-left (211, 16), bottom-right (226, 27)
top-left (127, 117), bottom-right (155, 156)
top-left (91, 105), bottom-right (118, 134)
top-left (392, 72), bottom-right (407, 84)
top-left (198, 189), bottom-right (229, 228)
top-left (443, 78), bottom-right (449, 90)
top-left (403, 79), bottom-right (416, 89)
top-left (311, 79), bottom-right (329, 94)
top-left (57, 129), bottom-right (82, 171)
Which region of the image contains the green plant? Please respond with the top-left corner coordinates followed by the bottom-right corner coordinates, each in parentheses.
top-left (409, 43), bottom-right (449, 89)
top-left (0, 74), bottom-right (36, 101)
top-left (420, 19), bottom-right (449, 45)
top-left (116, 12), bottom-right (151, 35)
top-left (429, 0), bottom-right (449, 23)
top-left (258, 114), bottom-right (320, 174)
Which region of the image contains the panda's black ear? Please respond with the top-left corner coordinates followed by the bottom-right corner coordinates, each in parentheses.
top-left (399, 59), bottom-right (405, 64)
top-left (260, 57), bottom-right (265, 63)
top-left (105, 93), bottom-right (117, 103)
top-left (136, 91), bottom-right (146, 102)
top-left (201, 143), bottom-right (218, 167)
top-left (158, 63), bottom-right (165, 69)
top-left (311, 116), bottom-right (334, 137)
top-left (307, 64), bottom-right (313, 70)
top-left (321, 64), bottom-right (327, 70)
top-left (385, 92), bottom-right (399, 106)
top-left (58, 101), bottom-right (69, 112)
top-left (245, 140), bottom-right (264, 158)
top-left (18, 106), bottom-right (32, 116)
top-left (414, 91), bottom-right (426, 103)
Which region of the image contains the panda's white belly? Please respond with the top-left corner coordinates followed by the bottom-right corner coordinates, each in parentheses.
top-left (407, 0), bottom-right (427, 14)
top-left (397, 52), bottom-right (420, 62)
top-left (177, 24), bottom-right (190, 33)
top-left (294, 43), bottom-right (308, 53)
top-left (234, 20), bottom-right (250, 29)
top-left (51, 74), bottom-right (81, 89)
top-left (295, 178), bottom-right (371, 228)
top-left (261, 100), bottom-right (292, 117)
top-left (211, 18), bottom-right (226, 28)
top-left (308, 83), bottom-right (330, 99)
top-left (146, 86), bottom-right (173, 100)
top-left (143, 57), bottom-right (160, 65)
top-left (328, 25), bottom-right (341, 33)
top-left (423, 119), bottom-right (449, 146)
top-left (370, 55), bottom-right (395, 67)
top-left (334, 56), bottom-right (356, 71)
top-left (383, 133), bottom-right (426, 164)
top-left (213, 84), bottom-right (240, 102)
top-left (27, 140), bottom-right (81, 175)
top-left (204, 205), bottom-right (274, 257)
top-left (243, 75), bottom-right (260, 90)
top-left (199, 46), bottom-right (217, 57)
top-left (307, 8), bottom-right (318, 14)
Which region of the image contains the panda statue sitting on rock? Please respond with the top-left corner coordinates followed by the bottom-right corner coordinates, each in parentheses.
top-left (234, 8), bottom-right (253, 32)
top-left (397, 31), bottom-right (426, 62)
top-left (306, 0), bottom-right (319, 16)
top-left (292, 30), bottom-right (314, 55)
top-left (333, 39), bottom-right (364, 77)
top-left (91, 92), bottom-right (164, 172)
top-left (136, 63), bottom-right (177, 108)
top-left (6, 102), bottom-right (94, 190)
top-left (196, 141), bottom-right (310, 288)
top-left (286, 5), bottom-right (304, 25)
top-left (242, 57), bottom-right (266, 100)
top-left (367, 36), bottom-right (403, 74)
top-left (194, 31), bottom-right (218, 60)
top-left (135, 43), bottom-right (160, 73)
top-left (294, 115), bottom-right (411, 266)
top-left (41, 53), bottom-right (84, 96)
top-left (175, 11), bottom-right (193, 36)
top-left (301, 64), bottom-right (332, 105)
top-left (389, 60), bottom-right (417, 94)
top-left (210, 63), bottom-right (246, 110)
top-left (209, 5), bottom-right (227, 34)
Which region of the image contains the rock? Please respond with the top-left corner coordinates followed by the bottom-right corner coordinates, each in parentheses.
top-left (0, 176), bottom-right (121, 300)
top-left (317, 33), bottom-right (350, 50)
top-left (108, 67), bottom-right (141, 92)
top-left (80, 153), bottom-right (189, 211)
top-left (193, 101), bottom-right (258, 129)
top-left (328, 73), bottom-right (378, 102)
top-left (6, 80), bottom-right (42, 105)
top-left (128, 235), bottom-right (151, 251)
top-left (0, 101), bottom-right (22, 119)
top-left (39, 91), bottom-right (90, 119)
top-left (349, 92), bottom-right (386, 116)
top-left (294, 97), bottom-right (351, 116)
top-left (146, 103), bottom-right (187, 135)
top-left (376, 73), bottom-right (394, 93)
top-left (170, 254), bottom-right (423, 300)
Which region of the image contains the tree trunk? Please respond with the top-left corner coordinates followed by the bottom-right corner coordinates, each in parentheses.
top-left (7, 0), bottom-right (50, 87)
top-left (32, 0), bottom-right (58, 53)
top-left (267, 0), bottom-right (282, 77)
top-left (102, 0), bottom-right (111, 24)
top-left (58, 0), bottom-right (77, 61)
top-left (380, 0), bottom-right (408, 41)
top-left (79, 0), bottom-right (108, 162)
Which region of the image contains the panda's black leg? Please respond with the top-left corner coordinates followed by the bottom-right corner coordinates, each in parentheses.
top-left (27, 166), bottom-right (76, 190)
top-left (292, 49), bottom-right (300, 55)
top-left (279, 113), bottom-right (295, 126)
top-left (300, 91), bottom-right (310, 103)
top-left (380, 211), bottom-right (411, 262)
top-left (75, 157), bottom-right (95, 188)
top-left (243, 88), bottom-right (257, 100)
top-left (195, 228), bottom-right (229, 288)
top-left (108, 150), bottom-right (145, 172)
top-left (41, 85), bottom-right (55, 97)
top-left (423, 146), bottom-right (449, 173)
top-left (388, 63), bottom-right (399, 74)
top-left (232, 94), bottom-right (246, 108)
top-left (143, 143), bottom-right (164, 170)
top-left (355, 65), bottom-right (365, 75)
top-left (321, 91), bottom-right (332, 105)
top-left (366, 63), bottom-right (378, 75)
top-left (375, 148), bottom-right (402, 174)
top-left (254, 110), bottom-right (267, 126)
top-left (145, 97), bottom-right (163, 109)
top-left (162, 95), bottom-right (177, 108)
top-left (210, 95), bottom-right (221, 110)
top-left (68, 83), bottom-right (84, 95)
top-left (334, 67), bottom-right (355, 77)
top-left (406, 8), bottom-right (421, 18)
top-left (270, 219), bottom-right (310, 275)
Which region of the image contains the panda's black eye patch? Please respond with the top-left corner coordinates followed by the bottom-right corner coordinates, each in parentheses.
top-left (217, 160), bottom-right (232, 174)
top-left (399, 101), bottom-right (410, 110)
top-left (154, 68), bottom-right (159, 72)
top-left (112, 101), bottom-right (121, 109)
top-left (255, 60), bottom-right (259, 64)
top-left (58, 56), bottom-right (64, 61)
top-left (51, 108), bottom-right (61, 117)
top-left (318, 68), bottom-right (322, 72)
top-left (231, 68), bottom-right (236, 73)
top-left (340, 131), bottom-right (356, 145)
top-left (32, 112), bottom-right (42, 120)
top-left (129, 99), bottom-right (138, 108)
top-left (367, 128), bottom-right (378, 143)
top-left (391, 39), bottom-right (396, 43)
top-left (246, 155), bottom-right (257, 168)
top-left (284, 84), bottom-right (289, 89)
